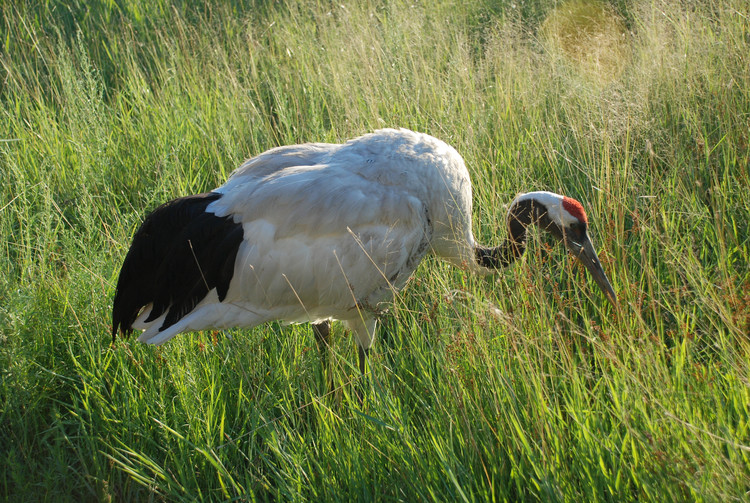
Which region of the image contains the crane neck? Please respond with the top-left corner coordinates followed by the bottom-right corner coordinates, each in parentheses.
top-left (474, 197), bottom-right (548, 270)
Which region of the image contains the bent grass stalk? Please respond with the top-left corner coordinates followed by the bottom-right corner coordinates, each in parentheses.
top-left (1, 0), bottom-right (748, 501)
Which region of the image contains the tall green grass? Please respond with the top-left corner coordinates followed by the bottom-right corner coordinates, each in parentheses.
top-left (1, 0), bottom-right (748, 501)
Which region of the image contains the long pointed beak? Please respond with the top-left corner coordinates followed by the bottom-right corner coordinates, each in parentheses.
top-left (569, 235), bottom-right (618, 308)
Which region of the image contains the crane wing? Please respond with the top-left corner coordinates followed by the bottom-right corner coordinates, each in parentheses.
top-left (122, 138), bottom-right (435, 345)
top-left (212, 163), bottom-right (432, 323)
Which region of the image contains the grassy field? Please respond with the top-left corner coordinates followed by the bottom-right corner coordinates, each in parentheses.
top-left (1, 0), bottom-right (748, 501)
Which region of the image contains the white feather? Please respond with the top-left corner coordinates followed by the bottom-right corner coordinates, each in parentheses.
top-left (512, 191), bottom-right (579, 227)
top-left (135, 129), bottom-right (480, 348)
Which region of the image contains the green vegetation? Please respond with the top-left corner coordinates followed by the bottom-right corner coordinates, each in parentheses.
top-left (1, 0), bottom-right (748, 500)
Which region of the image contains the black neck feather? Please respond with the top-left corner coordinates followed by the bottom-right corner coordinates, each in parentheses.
top-left (474, 198), bottom-right (559, 270)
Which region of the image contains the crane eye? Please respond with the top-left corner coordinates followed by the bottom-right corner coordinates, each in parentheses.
top-left (569, 222), bottom-right (585, 238)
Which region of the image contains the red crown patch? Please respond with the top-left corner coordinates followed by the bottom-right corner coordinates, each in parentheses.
top-left (562, 197), bottom-right (588, 224)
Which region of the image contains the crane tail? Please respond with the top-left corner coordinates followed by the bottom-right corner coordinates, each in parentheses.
top-left (112, 192), bottom-right (244, 341)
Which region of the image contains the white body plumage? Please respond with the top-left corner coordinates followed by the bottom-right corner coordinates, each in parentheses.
top-left (131, 128), bottom-right (480, 349)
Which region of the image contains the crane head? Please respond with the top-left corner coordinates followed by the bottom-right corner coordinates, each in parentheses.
top-left (512, 191), bottom-right (618, 307)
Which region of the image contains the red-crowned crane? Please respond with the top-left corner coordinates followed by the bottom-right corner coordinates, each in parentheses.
top-left (112, 129), bottom-right (617, 373)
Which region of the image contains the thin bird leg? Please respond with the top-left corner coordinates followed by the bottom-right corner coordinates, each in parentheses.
top-left (352, 345), bottom-right (371, 406)
top-left (312, 321), bottom-right (331, 367)
top-left (358, 345), bottom-right (370, 375)
top-left (312, 321), bottom-right (333, 392)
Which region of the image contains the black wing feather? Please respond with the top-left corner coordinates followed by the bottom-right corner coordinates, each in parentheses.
top-left (112, 192), bottom-right (244, 340)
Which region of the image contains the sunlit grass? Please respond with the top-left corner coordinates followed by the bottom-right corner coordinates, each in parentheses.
top-left (541, 0), bottom-right (630, 84)
top-left (1, 0), bottom-right (749, 501)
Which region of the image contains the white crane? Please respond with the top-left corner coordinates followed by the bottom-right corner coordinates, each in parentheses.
top-left (112, 128), bottom-right (617, 373)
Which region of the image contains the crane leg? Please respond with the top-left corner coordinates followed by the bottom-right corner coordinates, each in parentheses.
top-left (345, 317), bottom-right (376, 375)
top-left (312, 321), bottom-right (333, 392)
top-left (358, 345), bottom-right (369, 375)
top-left (312, 321), bottom-right (331, 365)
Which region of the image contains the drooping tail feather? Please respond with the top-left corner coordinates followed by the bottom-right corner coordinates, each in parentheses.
top-left (112, 192), bottom-right (244, 341)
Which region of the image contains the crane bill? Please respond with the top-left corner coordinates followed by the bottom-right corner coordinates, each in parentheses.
top-left (577, 237), bottom-right (618, 308)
